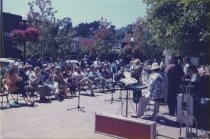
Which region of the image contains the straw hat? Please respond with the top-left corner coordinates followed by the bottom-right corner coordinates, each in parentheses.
top-left (150, 63), bottom-right (160, 70)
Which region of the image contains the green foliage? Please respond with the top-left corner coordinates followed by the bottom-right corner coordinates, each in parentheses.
top-left (137, 0), bottom-right (210, 58)
top-left (132, 46), bottom-right (142, 59)
top-left (27, 0), bottom-right (75, 57)
top-left (77, 18), bottom-right (117, 56)
top-left (74, 21), bottom-right (100, 38)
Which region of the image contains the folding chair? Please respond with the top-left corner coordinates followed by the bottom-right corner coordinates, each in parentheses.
top-left (44, 82), bottom-right (60, 99)
top-left (0, 88), bottom-right (10, 108)
top-left (9, 90), bottom-right (28, 105)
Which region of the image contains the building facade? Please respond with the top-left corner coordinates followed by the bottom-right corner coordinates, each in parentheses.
top-left (3, 12), bottom-right (23, 58)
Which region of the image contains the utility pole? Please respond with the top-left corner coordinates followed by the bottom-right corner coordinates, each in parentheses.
top-left (0, 0), bottom-right (4, 57)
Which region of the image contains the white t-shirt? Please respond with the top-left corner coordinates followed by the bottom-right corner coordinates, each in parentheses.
top-left (72, 71), bottom-right (85, 83)
top-left (183, 63), bottom-right (190, 75)
top-left (29, 72), bottom-right (42, 86)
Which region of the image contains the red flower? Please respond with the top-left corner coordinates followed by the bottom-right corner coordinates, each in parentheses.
top-left (10, 30), bottom-right (26, 45)
top-left (10, 27), bottom-right (40, 45)
top-left (24, 27), bottom-right (40, 42)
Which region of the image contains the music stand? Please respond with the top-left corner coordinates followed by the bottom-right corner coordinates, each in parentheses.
top-left (104, 88), bottom-right (120, 104)
top-left (116, 89), bottom-right (136, 117)
top-left (67, 84), bottom-right (85, 112)
top-left (104, 82), bottom-right (122, 104)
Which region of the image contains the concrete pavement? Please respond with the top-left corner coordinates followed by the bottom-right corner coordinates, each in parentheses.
top-left (1, 89), bottom-right (209, 139)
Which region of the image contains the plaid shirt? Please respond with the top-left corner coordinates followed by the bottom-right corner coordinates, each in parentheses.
top-left (149, 72), bottom-right (166, 100)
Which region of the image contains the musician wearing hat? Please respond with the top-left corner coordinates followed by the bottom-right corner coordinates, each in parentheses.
top-left (148, 63), bottom-right (166, 118)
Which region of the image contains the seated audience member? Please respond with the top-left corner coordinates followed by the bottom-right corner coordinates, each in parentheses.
top-left (66, 72), bottom-right (76, 95)
top-left (114, 67), bottom-right (126, 82)
top-left (93, 67), bottom-right (103, 79)
top-left (92, 67), bottom-right (109, 89)
top-left (62, 65), bottom-right (71, 79)
top-left (25, 65), bottom-right (33, 77)
top-left (42, 68), bottom-right (51, 82)
top-left (54, 66), bottom-right (68, 97)
top-left (29, 66), bottom-right (50, 102)
top-left (72, 66), bottom-right (94, 96)
top-left (91, 57), bottom-right (102, 68)
top-left (101, 64), bottom-right (112, 79)
top-left (18, 65), bottom-right (29, 84)
top-left (4, 67), bottom-right (34, 106)
top-left (89, 67), bottom-right (104, 87)
top-left (110, 60), bottom-right (118, 76)
top-left (42, 68), bottom-right (57, 91)
top-left (85, 68), bottom-right (96, 81)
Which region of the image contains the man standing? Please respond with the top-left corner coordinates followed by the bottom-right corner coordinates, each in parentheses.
top-left (166, 58), bottom-right (184, 116)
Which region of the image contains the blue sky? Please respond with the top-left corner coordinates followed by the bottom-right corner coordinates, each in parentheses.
top-left (3, 0), bottom-right (147, 28)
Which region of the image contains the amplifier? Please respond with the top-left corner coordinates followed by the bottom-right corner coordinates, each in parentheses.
top-left (95, 113), bottom-right (156, 139)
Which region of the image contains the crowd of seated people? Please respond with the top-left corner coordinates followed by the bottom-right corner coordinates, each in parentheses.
top-left (1, 55), bottom-right (209, 116)
top-left (0, 57), bottom-right (119, 106)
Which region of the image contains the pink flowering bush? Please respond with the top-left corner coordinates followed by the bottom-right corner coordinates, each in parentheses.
top-left (10, 29), bottom-right (26, 45)
top-left (24, 27), bottom-right (40, 42)
top-left (10, 27), bottom-right (40, 45)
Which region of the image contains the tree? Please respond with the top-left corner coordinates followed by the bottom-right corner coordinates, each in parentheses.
top-left (76, 18), bottom-right (117, 57)
top-left (92, 18), bottom-right (116, 55)
top-left (74, 21), bottom-right (100, 38)
top-left (132, 45), bottom-right (142, 59)
top-left (55, 17), bottom-right (76, 56)
top-left (74, 23), bottom-right (91, 38)
top-left (133, 18), bottom-right (164, 60)
top-left (81, 38), bottom-right (96, 50)
top-left (10, 27), bottom-right (40, 60)
top-left (142, 0), bottom-right (210, 57)
top-left (27, 0), bottom-right (56, 56)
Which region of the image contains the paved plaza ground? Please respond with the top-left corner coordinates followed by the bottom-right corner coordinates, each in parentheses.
top-left (1, 89), bottom-right (209, 139)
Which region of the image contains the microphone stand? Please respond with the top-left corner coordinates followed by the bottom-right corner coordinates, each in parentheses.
top-left (67, 81), bottom-right (85, 112)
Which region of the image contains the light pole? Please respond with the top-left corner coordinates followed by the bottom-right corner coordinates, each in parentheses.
top-left (0, 0), bottom-right (4, 57)
top-left (21, 14), bottom-right (27, 64)
top-left (130, 37), bottom-right (134, 47)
